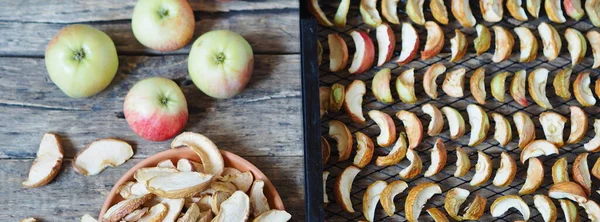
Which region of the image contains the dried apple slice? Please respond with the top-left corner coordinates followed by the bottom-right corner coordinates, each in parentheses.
top-left (161, 198), bottom-right (185, 222)
top-left (493, 152), bottom-right (517, 187)
top-left (539, 22), bottom-right (562, 61)
top-left (376, 24), bottom-right (396, 66)
top-left (73, 139), bottom-right (133, 176)
top-left (103, 194), bottom-right (154, 222)
top-left (423, 63), bottom-right (446, 99)
top-left (394, 23), bottom-right (419, 65)
top-left (426, 208), bottom-right (448, 222)
top-left (554, 68), bottom-right (572, 100)
top-left (376, 132), bottom-right (408, 166)
top-left (157, 159), bottom-right (175, 169)
top-left (519, 157), bottom-right (544, 194)
top-left (521, 140), bottom-right (559, 163)
top-left (574, 72), bottom-right (596, 106)
top-left (405, 182), bottom-right (442, 222)
top-left (249, 180), bottom-right (270, 217)
top-left (549, 181), bottom-right (588, 203)
top-left (455, 146), bottom-right (471, 177)
top-left (586, 31), bottom-right (600, 68)
top-left (172, 132), bottom-right (224, 176)
top-left (424, 138), bottom-right (447, 177)
top-left (553, 157), bottom-right (570, 184)
top-left (463, 194), bottom-right (487, 220)
top-left (322, 136), bottom-right (330, 164)
top-left (430, 0), bottom-right (449, 24)
top-left (348, 31), bottom-right (375, 75)
top-left (382, 0), bottom-right (400, 24)
top-left (567, 106), bottom-right (588, 144)
top-left (533, 194), bottom-right (558, 222)
top-left (514, 27), bottom-right (538, 63)
top-left (328, 33), bottom-right (348, 73)
top-left (380, 180), bottom-right (408, 216)
top-left (308, 0), bottom-right (333, 27)
top-left (396, 68), bottom-right (417, 104)
top-left (146, 172), bottom-right (214, 198)
top-left (213, 191), bottom-right (250, 222)
top-left (559, 199), bottom-right (580, 222)
top-left (491, 72), bottom-right (510, 102)
top-left (138, 203), bottom-right (168, 222)
top-left (422, 103), bottom-right (444, 136)
top-left (406, 0), bottom-right (425, 25)
top-left (507, 0), bottom-right (529, 20)
top-left (450, 29), bottom-right (468, 62)
top-left (510, 70), bottom-right (529, 107)
top-left (197, 209), bottom-right (213, 222)
top-left (220, 171), bottom-right (254, 193)
top-left (323, 171), bottom-right (329, 204)
top-left (573, 153), bottom-right (592, 195)
top-left (118, 181), bottom-right (135, 199)
top-left (470, 151), bottom-right (492, 186)
top-left (343, 80), bottom-right (366, 123)
top-left (23, 133), bottom-right (63, 188)
top-left (353, 132), bottom-right (374, 168)
top-left (490, 195), bottom-right (530, 220)
top-left (513, 111), bottom-right (535, 149)
top-left (362, 180), bottom-right (387, 221)
top-left (329, 83), bottom-right (345, 113)
top-left (328, 120), bottom-right (353, 162)
top-left (334, 166), bottom-right (361, 213)
top-left (421, 21), bottom-right (444, 60)
top-left (396, 110), bottom-right (423, 149)
top-left (372, 68), bottom-right (393, 104)
top-left (317, 40), bottom-right (323, 66)
top-left (467, 104), bottom-right (490, 146)
top-left (474, 24), bottom-right (491, 56)
top-left (334, 0), bottom-right (351, 27)
top-left (491, 113), bottom-right (512, 147)
top-left (480, 0), bottom-right (504, 22)
top-left (586, 0), bottom-right (600, 27)
top-left (580, 200), bottom-right (600, 221)
top-left (211, 192), bottom-right (230, 215)
top-left (527, 0), bottom-right (542, 17)
top-left (360, 0), bottom-right (382, 27)
top-left (134, 167), bottom-right (179, 183)
top-left (565, 28), bottom-right (587, 66)
top-left (369, 110), bottom-right (396, 146)
top-left (253, 210), bottom-right (292, 222)
top-left (399, 148), bottom-right (422, 179)
top-left (546, 0), bottom-right (567, 22)
top-left (492, 26), bottom-right (514, 63)
top-left (442, 68), bottom-right (466, 98)
top-left (452, 0), bottom-right (477, 27)
top-left (177, 159), bottom-right (194, 172)
top-left (470, 68), bottom-right (487, 104)
top-left (593, 157), bottom-right (600, 180)
top-left (528, 68), bottom-right (553, 109)
top-left (564, 0), bottom-right (585, 20)
top-left (444, 187), bottom-right (469, 221)
top-left (441, 107), bottom-right (466, 140)
top-left (539, 112), bottom-right (567, 147)
top-left (319, 87), bottom-right (329, 118)
top-left (596, 79), bottom-right (600, 98)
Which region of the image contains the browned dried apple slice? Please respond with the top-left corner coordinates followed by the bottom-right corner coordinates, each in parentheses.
top-left (452, 0), bottom-right (477, 27)
top-left (399, 148), bottom-right (422, 179)
top-left (146, 171), bottom-right (213, 198)
top-left (554, 68), bottom-right (572, 100)
top-left (308, 0), bottom-right (333, 26)
top-left (334, 0), bottom-right (351, 27)
top-left (564, 0), bottom-right (585, 20)
top-left (430, 0), bottom-right (449, 24)
top-left (353, 132), bottom-right (374, 168)
top-left (360, 0), bottom-right (382, 27)
top-left (596, 79), bottom-right (600, 98)
top-left (528, 68), bottom-right (553, 109)
top-left (426, 208), bottom-right (448, 222)
top-left (559, 199), bottom-right (580, 222)
top-left (372, 68), bottom-right (394, 104)
top-left (546, 0), bottom-right (567, 22)
top-left (103, 194), bottom-right (154, 222)
top-left (492, 26), bottom-right (514, 63)
top-left (467, 104), bottom-right (489, 146)
top-left (441, 107), bottom-right (466, 140)
top-left (553, 157), bottom-right (570, 184)
top-left (455, 146), bottom-right (470, 177)
top-left (394, 23), bottom-right (419, 65)
top-left (322, 136), bottom-right (330, 164)
top-left (319, 87), bottom-right (330, 118)
top-left (565, 28), bottom-right (587, 66)
top-left (362, 180), bottom-right (387, 221)
top-left (405, 182), bottom-right (442, 222)
top-left (138, 203), bottom-right (168, 222)
top-left (334, 166), bottom-right (361, 213)
top-left (493, 152), bottom-right (517, 187)
top-left (396, 68), bottom-right (417, 104)
top-left (396, 110), bottom-right (423, 149)
top-left (510, 70), bottom-right (529, 106)
top-left (220, 171), bottom-right (254, 193)
top-left (422, 103), bottom-right (444, 136)
top-left (249, 180), bottom-right (270, 217)
top-left (421, 21), bottom-right (445, 60)
top-left (123, 207), bottom-right (148, 222)
top-left (376, 132), bottom-right (407, 167)
top-left (376, 24), bottom-right (396, 66)
top-left (470, 68), bottom-right (487, 104)
top-left (514, 27), bottom-right (538, 63)
top-left (521, 140), bottom-right (559, 163)
top-left (586, 0), bottom-right (600, 27)
top-left (211, 192), bottom-right (230, 215)
top-left (491, 72), bottom-right (510, 103)
top-left (328, 33), bottom-right (348, 72)
top-left (213, 191), bottom-right (250, 222)
top-left (443, 68), bottom-right (466, 98)
top-left (380, 180), bottom-right (408, 216)
top-left (539, 112), bottom-right (566, 147)
top-left (323, 171), bottom-right (329, 205)
top-left (567, 106), bottom-right (588, 144)
top-left (253, 210), bottom-right (292, 222)
top-left (423, 63), bottom-right (446, 99)
top-left (171, 132), bottom-right (224, 176)
top-left (450, 29), bottom-right (468, 62)
top-left (73, 139), bottom-right (133, 176)
top-left (328, 120), bottom-right (352, 162)
top-left (382, 0), bottom-right (400, 24)
top-left (491, 195), bottom-right (530, 220)
top-left (463, 194), bottom-right (487, 220)
top-left (587, 31), bottom-right (600, 68)
top-left (549, 181), bottom-right (588, 203)
top-left (444, 187), bottom-right (469, 221)
top-left (573, 153), bottom-right (592, 195)
top-left (519, 157), bottom-right (544, 194)
top-left (593, 157), bottom-right (600, 180)
top-left (343, 80), bottom-right (366, 123)
top-left (406, 0), bottom-right (425, 25)
top-left (491, 112), bottom-right (512, 147)
top-left (574, 72), bottom-right (596, 106)
top-left (513, 111), bottom-right (535, 149)
top-left (507, 0), bottom-right (529, 20)
top-left (348, 30), bottom-right (375, 75)
top-left (539, 22), bottom-right (562, 61)
top-left (329, 83), bottom-right (345, 113)
top-left (470, 151), bottom-right (492, 186)
top-left (474, 24), bottom-right (491, 56)
top-left (424, 138), bottom-right (447, 177)
top-left (369, 110), bottom-right (396, 146)
top-left (527, 0), bottom-right (542, 17)
top-left (580, 200), bottom-right (600, 221)
top-left (533, 194), bottom-right (558, 222)
top-left (23, 133), bottom-right (63, 188)
top-left (480, 0), bottom-right (504, 22)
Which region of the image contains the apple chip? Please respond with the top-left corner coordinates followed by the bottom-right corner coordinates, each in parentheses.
top-left (376, 24), bottom-right (396, 66)
top-left (507, 0), bottom-right (529, 20)
top-left (177, 203), bottom-right (200, 222)
top-left (171, 132), bottom-right (224, 176)
top-left (467, 104), bottom-right (490, 146)
top-left (559, 199), bottom-right (580, 222)
top-left (451, 0), bottom-right (476, 27)
top-left (334, 166), bottom-right (361, 212)
top-left (546, 0), bottom-right (567, 22)
top-left (553, 157), bottom-right (570, 184)
top-left (197, 209), bottom-right (213, 222)
top-left (396, 68), bottom-right (417, 104)
top-left (211, 191), bottom-right (230, 215)
top-left (405, 182), bottom-right (442, 222)
top-left (444, 187), bottom-right (469, 221)
top-left (422, 103), bottom-right (444, 136)
top-left (406, 0), bottom-right (425, 25)
top-left (565, 28), bottom-right (587, 66)
top-left (360, 0), bottom-right (382, 27)
top-left (328, 120), bottom-right (353, 162)
top-left (454, 146), bottom-right (470, 177)
top-left (581, 200), bottom-right (600, 222)
top-left (322, 136), bottom-right (330, 164)
top-left (567, 106), bottom-right (588, 144)
top-left (137, 203), bottom-right (168, 222)
top-left (421, 21), bottom-right (445, 60)
top-left (519, 157), bottom-right (544, 194)
top-left (333, 0), bottom-right (350, 27)
top-left (514, 27), bottom-right (538, 63)
top-left (157, 159), bottom-right (175, 169)
top-left (424, 138), bottom-right (447, 177)
top-left (593, 157), bottom-right (600, 180)
top-left (528, 68), bottom-right (553, 109)
top-left (470, 151), bottom-right (492, 186)
top-left (118, 181), bottom-right (135, 199)
top-left (249, 180), bottom-right (270, 217)
top-left (539, 22), bottom-right (562, 61)
top-left (376, 132), bottom-right (407, 167)
top-left (160, 198), bottom-right (185, 222)
top-left (573, 153), bottom-right (592, 195)
top-left (399, 148), bottom-right (422, 179)
top-left (380, 180), bottom-right (408, 216)
top-left (527, 0), bottom-right (542, 17)
top-left (343, 80), bottom-right (366, 123)
top-left (510, 70), bottom-right (529, 107)
top-left (23, 133), bottom-right (63, 188)
top-left (308, 0), bottom-right (333, 26)
top-left (549, 181), bottom-right (588, 203)
top-left (73, 139), bottom-right (133, 176)
top-left (353, 132), bottom-right (374, 168)
top-left (564, 0), bottom-right (585, 20)
top-left (574, 72), bottom-right (596, 106)
top-left (490, 195), bottom-right (530, 220)
top-left (146, 171), bottom-right (213, 198)
top-left (492, 26), bottom-right (514, 63)
top-left (177, 158), bottom-right (194, 172)
top-left (395, 23), bottom-right (419, 65)
top-left (491, 72), bottom-right (510, 103)
top-left (534, 194), bottom-right (557, 222)
top-left (320, 87), bottom-right (330, 117)
top-left (513, 111), bottom-right (535, 149)
top-left (212, 191), bottom-right (250, 222)
top-left (480, 0), bottom-right (504, 22)
top-left (363, 180), bottom-right (387, 221)
top-left (493, 152), bottom-right (517, 187)
top-left (382, 0), bottom-right (400, 24)
top-left (103, 194), bottom-right (154, 222)
top-left (441, 107), bottom-right (466, 140)
top-left (134, 167), bottom-right (179, 183)
top-left (491, 113), bottom-right (512, 147)
top-left (450, 29), bottom-right (468, 62)
top-left (470, 67), bottom-right (487, 104)
top-left (430, 0), bottom-right (449, 24)
top-left (323, 171), bottom-right (329, 204)
top-left (329, 83), bottom-right (345, 113)
top-left (587, 0), bottom-right (600, 27)
top-left (220, 171), bottom-right (253, 193)
top-left (423, 63), bottom-right (446, 99)
top-left (253, 210), bottom-right (292, 222)
top-left (463, 194), bottom-right (486, 220)
top-left (426, 208), bottom-right (448, 222)
top-left (554, 68), bottom-right (573, 100)
top-left (131, 182), bottom-right (150, 196)
top-left (442, 68), bottom-right (466, 98)
top-left (539, 112), bottom-right (566, 147)
top-left (368, 110), bottom-right (396, 146)
top-left (396, 110), bottom-right (423, 149)
top-left (348, 31), bottom-right (375, 75)
top-left (328, 34), bottom-right (348, 73)
top-left (474, 24), bottom-right (491, 56)
top-left (586, 30), bottom-right (600, 68)
top-left (521, 140), bottom-right (559, 163)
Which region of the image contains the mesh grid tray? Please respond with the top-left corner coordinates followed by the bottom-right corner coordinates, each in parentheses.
top-left (315, 1), bottom-right (600, 221)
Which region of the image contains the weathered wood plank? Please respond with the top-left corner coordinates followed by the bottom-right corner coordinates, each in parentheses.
top-left (0, 0), bottom-right (298, 23)
top-left (0, 157), bottom-right (304, 221)
top-left (0, 11), bottom-right (299, 56)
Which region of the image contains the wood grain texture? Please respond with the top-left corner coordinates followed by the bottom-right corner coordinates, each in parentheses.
top-left (0, 157), bottom-right (304, 221)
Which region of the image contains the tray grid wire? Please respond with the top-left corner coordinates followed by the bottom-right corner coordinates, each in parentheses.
top-left (317, 0), bottom-right (600, 221)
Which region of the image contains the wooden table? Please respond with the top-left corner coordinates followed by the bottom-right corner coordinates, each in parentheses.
top-left (0, 1), bottom-right (304, 220)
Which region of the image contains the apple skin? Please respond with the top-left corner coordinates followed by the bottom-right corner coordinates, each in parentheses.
top-left (131, 0), bottom-right (195, 51)
top-left (45, 24), bottom-right (118, 98)
top-left (124, 77), bottom-right (188, 141)
top-left (188, 30), bottom-right (253, 99)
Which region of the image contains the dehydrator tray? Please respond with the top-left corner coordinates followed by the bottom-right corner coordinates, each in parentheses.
top-left (300, 0), bottom-right (600, 221)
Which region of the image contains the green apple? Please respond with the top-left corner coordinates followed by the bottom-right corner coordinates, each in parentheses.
top-left (131, 0), bottom-right (195, 51)
top-left (188, 30), bottom-right (254, 99)
top-left (45, 24), bottom-right (118, 98)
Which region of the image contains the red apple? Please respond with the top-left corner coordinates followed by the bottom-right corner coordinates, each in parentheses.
top-left (348, 30), bottom-right (375, 74)
top-left (124, 77), bottom-right (188, 141)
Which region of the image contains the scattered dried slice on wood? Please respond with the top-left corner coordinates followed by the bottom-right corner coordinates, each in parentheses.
top-left (249, 180), bottom-right (270, 217)
top-left (146, 171), bottom-right (213, 198)
top-left (422, 103), bottom-right (444, 136)
top-left (463, 194), bottom-right (487, 220)
top-left (372, 68), bottom-right (394, 104)
top-left (444, 187), bottom-right (469, 221)
top-left (23, 133), bottom-right (64, 188)
top-left (376, 132), bottom-right (407, 167)
top-left (424, 138), bottom-right (447, 177)
top-left (362, 180), bottom-right (387, 221)
top-left (171, 132), bottom-right (224, 176)
top-left (396, 110), bottom-right (423, 149)
top-left (308, 0), bottom-right (333, 26)
top-left (490, 195), bottom-right (530, 220)
top-left (252, 210), bottom-right (292, 222)
top-left (441, 107), bottom-right (466, 140)
top-left (539, 112), bottom-right (567, 147)
top-left (353, 132), bottom-right (374, 168)
top-left (573, 153), bottom-right (592, 195)
top-left (549, 181), bottom-right (588, 203)
top-left (553, 157), bottom-right (570, 184)
top-left (585, 119), bottom-right (600, 152)
top-left (211, 191), bottom-right (231, 215)
top-left (212, 191), bottom-right (250, 222)
top-left (442, 68), bottom-right (466, 98)
top-left (343, 80), bottom-right (366, 123)
top-left (470, 151), bottom-right (492, 186)
top-left (405, 182), bottom-right (442, 222)
top-left (334, 166), bottom-right (360, 213)
top-left (368, 110), bottom-right (396, 146)
top-left (554, 68), bottom-right (572, 100)
top-left (103, 194), bottom-right (154, 222)
top-left (559, 199), bottom-right (580, 222)
top-left (493, 152), bottom-right (517, 187)
top-left (513, 112), bottom-right (535, 149)
top-left (423, 63), bottom-right (446, 99)
top-left (73, 139), bottom-right (133, 176)
top-left (328, 120), bottom-right (353, 162)
top-left (380, 180), bottom-right (408, 216)
top-left (399, 148), bottom-right (422, 179)
top-left (322, 136), bottom-right (330, 164)
top-left (534, 194), bottom-right (557, 222)
top-left (454, 147), bottom-right (470, 177)
top-left (123, 207), bottom-right (148, 222)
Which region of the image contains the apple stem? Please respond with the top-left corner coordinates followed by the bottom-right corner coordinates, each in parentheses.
top-left (73, 49), bottom-right (86, 62)
top-left (215, 52), bottom-right (226, 64)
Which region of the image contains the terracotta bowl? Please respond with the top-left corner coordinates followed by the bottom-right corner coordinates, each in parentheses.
top-left (99, 147), bottom-right (284, 219)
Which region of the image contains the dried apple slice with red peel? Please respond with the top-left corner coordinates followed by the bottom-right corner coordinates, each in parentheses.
top-left (334, 0), bottom-right (351, 27)
top-left (492, 26), bottom-right (514, 63)
top-left (395, 23), bottom-right (419, 65)
top-left (573, 153), bottom-right (592, 195)
top-left (372, 68), bottom-right (394, 104)
top-left (362, 180), bottom-right (387, 221)
top-left (521, 140), bottom-right (559, 164)
top-left (450, 29), bottom-right (468, 62)
top-left (424, 138), bottom-right (447, 177)
top-left (443, 68), bottom-right (466, 98)
top-left (480, 0), bottom-right (504, 22)
top-left (566, 28), bottom-right (587, 67)
top-left (348, 31), bottom-right (375, 75)
top-left (426, 208), bottom-right (448, 222)
top-left (546, 0), bottom-right (567, 23)
top-left (554, 68), bottom-right (572, 100)
top-left (421, 22), bottom-right (444, 60)
top-left (308, 0), bottom-right (333, 26)
top-left (343, 80), bottom-right (366, 123)
top-left (360, 0), bottom-right (382, 27)
top-left (323, 171), bottom-right (329, 204)
top-left (493, 152), bottom-right (517, 187)
top-left (586, 0), bottom-right (600, 27)
top-left (549, 181), bottom-right (588, 203)
top-left (559, 199), bottom-right (580, 222)
top-left (396, 110), bottom-right (423, 149)
top-left (539, 22), bottom-right (562, 61)
top-left (455, 146), bottom-right (470, 177)
top-left (334, 166), bottom-right (360, 213)
top-left (353, 132), bottom-right (374, 168)
top-left (519, 157), bottom-right (544, 194)
top-left (564, 0), bottom-right (585, 20)
top-left (452, 0), bottom-right (476, 28)
top-left (528, 68), bottom-right (553, 109)
top-left (507, 0), bottom-right (529, 21)
top-left (406, 0), bottom-right (425, 25)
top-left (534, 195), bottom-right (558, 222)
top-left (470, 151), bottom-right (492, 186)
top-left (441, 107), bottom-right (466, 140)
top-left (527, 0), bottom-right (542, 17)
top-left (514, 27), bottom-right (538, 62)
top-left (396, 68), bottom-right (417, 104)
top-left (587, 31), bottom-right (600, 68)
top-left (491, 195), bottom-right (530, 220)
top-left (328, 120), bottom-right (353, 162)
top-left (463, 194), bottom-right (487, 220)
top-left (510, 70), bottom-right (529, 107)
top-left (474, 24), bottom-right (491, 56)
top-left (513, 111), bottom-right (535, 149)
top-left (574, 72), bottom-right (596, 106)
top-left (491, 113), bottom-right (512, 147)
top-left (322, 136), bottom-right (330, 164)
top-left (470, 68), bottom-right (487, 104)
top-left (491, 72), bottom-right (510, 102)
top-left (430, 0), bottom-right (449, 24)
top-left (368, 110), bottom-right (396, 146)
top-left (399, 148), bottom-right (422, 179)
top-left (423, 63), bottom-right (446, 99)
top-left (73, 139), bottom-right (133, 176)
top-left (376, 132), bottom-right (407, 166)
top-left (422, 103), bottom-right (444, 136)
top-left (319, 87), bottom-right (330, 118)
top-left (23, 133), bottom-right (63, 188)
top-left (382, 0), bottom-right (400, 24)
top-left (444, 187), bottom-right (469, 221)
top-left (539, 111), bottom-right (567, 147)
top-left (567, 106), bottom-right (587, 144)
top-left (376, 24), bottom-right (396, 66)
top-left (467, 104), bottom-right (490, 146)
top-left (553, 157), bottom-right (570, 184)
top-left (380, 180), bottom-right (408, 216)
top-left (405, 182), bottom-right (442, 222)
top-left (328, 33), bottom-right (348, 72)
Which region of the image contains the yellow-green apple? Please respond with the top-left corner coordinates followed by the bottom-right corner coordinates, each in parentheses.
top-left (45, 24), bottom-right (118, 98)
top-left (124, 77), bottom-right (188, 141)
top-left (188, 30), bottom-right (253, 99)
top-left (131, 0), bottom-right (195, 51)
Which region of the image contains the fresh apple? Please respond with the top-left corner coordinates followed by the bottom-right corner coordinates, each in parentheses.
top-left (480, 0), bottom-right (504, 22)
top-left (45, 24), bottom-right (118, 98)
top-left (507, 0), bottom-right (529, 21)
top-left (348, 30), bottom-right (375, 74)
top-left (545, 0), bottom-right (567, 23)
top-left (492, 26), bottom-right (514, 63)
top-left (131, 0), bottom-right (195, 51)
top-left (394, 23), bottom-right (419, 65)
top-left (514, 26), bottom-right (538, 63)
top-left (450, 29), bottom-right (468, 62)
top-left (376, 24), bottom-right (396, 66)
top-left (586, 0), bottom-right (600, 27)
top-left (452, 0), bottom-right (477, 28)
top-left (188, 30), bottom-right (253, 99)
top-left (565, 28), bottom-right (587, 66)
top-left (382, 0), bottom-right (400, 24)
top-left (406, 0), bottom-right (425, 25)
top-left (586, 30), bottom-right (600, 68)
top-left (421, 21), bottom-right (445, 60)
top-left (538, 22), bottom-right (562, 61)
top-left (474, 24), bottom-right (491, 56)
top-left (564, 0), bottom-right (585, 20)
top-left (430, 0), bottom-right (449, 24)
top-left (124, 77), bottom-right (188, 141)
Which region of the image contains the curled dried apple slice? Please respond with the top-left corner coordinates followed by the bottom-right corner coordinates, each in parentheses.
top-left (493, 152), bottom-right (517, 187)
top-left (118, 181), bottom-right (135, 199)
top-left (554, 68), bottom-right (573, 100)
top-left (521, 140), bottom-right (559, 163)
top-left (450, 29), bottom-right (468, 62)
top-left (343, 80), bottom-right (366, 123)
top-left (382, 0), bottom-right (400, 24)
top-left (348, 31), bottom-right (375, 75)
top-left (546, 0), bottom-right (567, 22)
top-left (586, 31), bottom-right (600, 68)
top-left (353, 132), bottom-right (374, 168)
top-left (123, 207), bottom-right (148, 222)
top-left (328, 120), bottom-right (353, 162)
top-left (513, 111), bottom-right (535, 149)
top-left (491, 113), bottom-right (512, 147)
top-left (213, 191), bottom-right (250, 222)
top-left (334, 0), bottom-right (351, 27)
top-left (567, 106), bottom-right (588, 144)
top-left (398, 148), bottom-right (422, 179)
top-left (470, 151), bottom-right (492, 186)
top-left (372, 68), bottom-right (394, 104)
top-left (463, 194), bottom-right (487, 220)
top-left (334, 166), bottom-right (361, 212)
top-left (323, 171), bottom-right (329, 204)
top-left (220, 171), bottom-right (254, 193)
top-left (426, 208), bottom-right (448, 222)
top-left (319, 87), bottom-right (330, 118)
top-left (362, 180), bottom-right (387, 221)
top-left (510, 70), bottom-right (529, 107)
top-left (580, 200), bottom-right (600, 221)
top-left (405, 182), bottom-right (442, 222)
top-left (147, 172), bottom-right (213, 198)
top-left (161, 198), bottom-right (185, 222)
top-left (329, 83), bottom-right (345, 113)
top-left (395, 23), bottom-right (419, 65)
top-left (480, 0), bottom-right (504, 22)
top-left (322, 136), bottom-right (330, 164)
top-left (491, 71), bottom-right (510, 103)
top-left (574, 72), bottom-right (596, 106)
top-left (430, 0), bottom-right (449, 24)
top-left (507, 0), bottom-right (529, 20)
top-left (549, 181), bottom-right (588, 203)
top-left (328, 33), bottom-right (349, 73)
top-left (249, 180), bottom-right (270, 217)
top-left (424, 138), bottom-right (447, 177)
top-left (528, 68), bottom-right (553, 109)
top-left (490, 195), bottom-right (530, 220)
top-left (396, 110), bottom-right (423, 149)
top-left (564, 0), bottom-right (585, 20)
top-left (455, 146), bottom-right (470, 177)
top-left (376, 132), bottom-right (407, 166)
top-left (172, 132), bottom-right (224, 176)
top-left (444, 187), bottom-right (469, 221)
top-left (422, 103), bottom-right (444, 136)
top-left (396, 68), bottom-right (417, 104)
top-left (593, 157), bottom-right (600, 180)
top-left (474, 24), bottom-right (491, 56)
top-left (519, 157), bottom-right (544, 194)
top-left (308, 0), bottom-right (333, 27)
top-left (534, 194), bottom-right (558, 222)
top-left (470, 68), bottom-right (487, 104)
top-left (586, 0), bottom-right (600, 27)
top-left (467, 104), bottom-right (490, 146)
top-left (253, 210), bottom-right (292, 222)
top-left (492, 26), bottom-right (514, 63)
top-left (376, 24), bottom-right (396, 66)
top-left (380, 180), bottom-right (408, 216)
top-left (369, 110), bottom-right (396, 147)
top-left (514, 27), bottom-right (538, 63)
top-left (553, 157), bottom-right (570, 184)
top-left (539, 112), bottom-right (567, 147)
top-left (421, 21), bottom-right (445, 60)
top-left (573, 153), bottom-right (592, 195)
top-left (559, 199), bottom-right (580, 222)
top-left (566, 28), bottom-right (587, 66)
top-left (23, 133), bottom-right (63, 188)
top-left (423, 63), bottom-right (446, 99)
top-left (443, 68), bottom-right (466, 98)
top-left (138, 203), bottom-right (168, 222)
top-left (527, 0), bottom-right (542, 17)
top-left (441, 107), bottom-right (466, 140)
top-left (360, 0), bottom-right (382, 27)
top-left (406, 0), bottom-right (425, 25)
top-left (452, 0), bottom-right (476, 28)
top-left (73, 139), bottom-right (133, 176)
top-left (539, 22), bottom-right (562, 61)
top-left (103, 194), bottom-right (154, 222)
